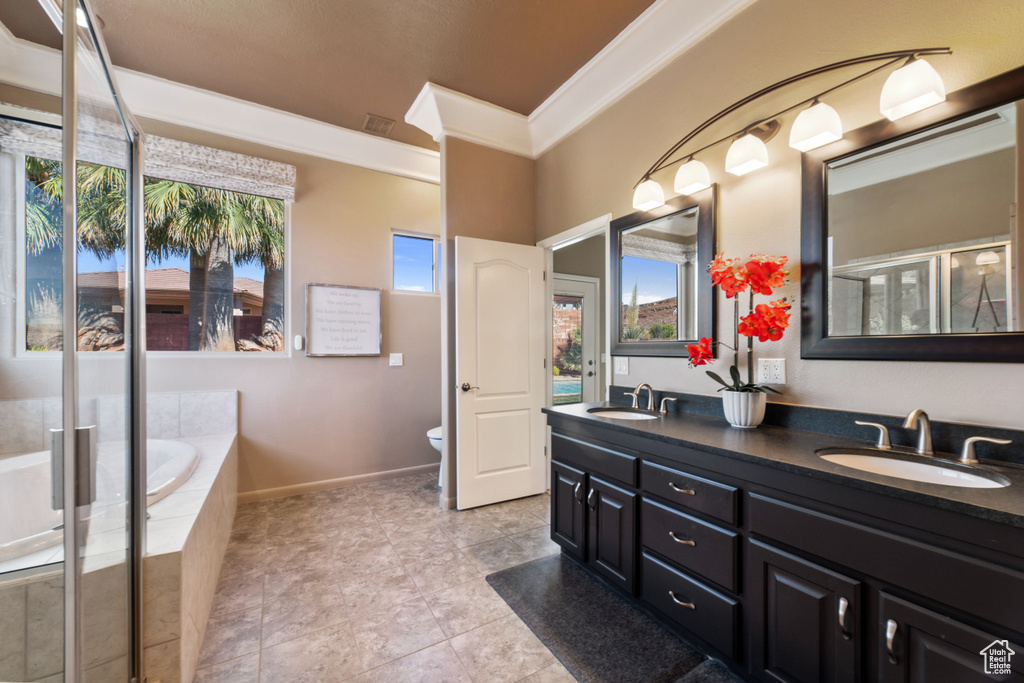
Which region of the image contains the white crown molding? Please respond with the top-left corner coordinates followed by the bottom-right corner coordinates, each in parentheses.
top-left (0, 21), bottom-right (441, 185)
top-left (404, 0), bottom-right (757, 160)
top-left (405, 82), bottom-right (533, 158)
top-left (527, 0), bottom-right (757, 156)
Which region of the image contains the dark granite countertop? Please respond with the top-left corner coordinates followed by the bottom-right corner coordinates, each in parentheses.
top-left (543, 402), bottom-right (1024, 529)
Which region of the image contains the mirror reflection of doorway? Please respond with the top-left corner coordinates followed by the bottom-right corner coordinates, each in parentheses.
top-left (552, 275), bottom-right (600, 405)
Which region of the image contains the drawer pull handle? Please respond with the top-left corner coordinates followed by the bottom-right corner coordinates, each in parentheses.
top-left (669, 531), bottom-right (696, 546)
top-left (669, 591), bottom-right (695, 609)
top-left (573, 482), bottom-right (582, 502)
top-left (885, 619), bottom-right (898, 663)
top-left (587, 488), bottom-right (597, 509)
top-left (668, 482), bottom-right (696, 495)
top-left (838, 597), bottom-right (850, 640)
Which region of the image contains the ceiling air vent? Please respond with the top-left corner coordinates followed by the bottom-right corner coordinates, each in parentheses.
top-left (362, 114), bottom-right (396, 137)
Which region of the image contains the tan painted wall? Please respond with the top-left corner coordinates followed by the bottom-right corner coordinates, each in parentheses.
top-left (0, 89), bottom-right (443, 493)
top-left (535, 0), bottom-right (1024, 429)
top-left (440, 137), bottom-right (536, 505)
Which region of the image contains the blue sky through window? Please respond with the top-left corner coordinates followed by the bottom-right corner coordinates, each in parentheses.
top-left (393, 234), bottom-right (435, 292)
top-left (621, 255), bottom-right (677, 304)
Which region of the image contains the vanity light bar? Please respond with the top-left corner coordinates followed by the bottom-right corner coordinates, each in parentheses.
top-left (631, 50), bottom-right (951, 212)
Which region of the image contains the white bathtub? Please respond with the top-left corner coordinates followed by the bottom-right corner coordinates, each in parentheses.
top-left (0, 439), bottom-right (199, 570)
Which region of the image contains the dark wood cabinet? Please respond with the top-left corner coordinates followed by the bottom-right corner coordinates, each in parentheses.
top-left (551, 460), bottom-right (586, 560)
top-left (878, 593), bottom-right (1024, 683)
top-left (544, 415), bottom-right (1024, 683)
top-left (748, 540), bottom-right (860, 683)
top-left (587, 475), bottom-right (636, 592)
top-left (550, 460), bottom-right (637, 593)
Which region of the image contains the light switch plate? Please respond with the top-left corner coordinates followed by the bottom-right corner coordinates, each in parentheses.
top-left (389, 353), bottom-right (403, 367)
top-left (613, 356), bottom-right (629, 375)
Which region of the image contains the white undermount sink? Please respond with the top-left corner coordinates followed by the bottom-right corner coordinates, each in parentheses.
top-left (818, 449), bottom-right (1010, 489)
top-left (587, 407), bottom-right (659, 420)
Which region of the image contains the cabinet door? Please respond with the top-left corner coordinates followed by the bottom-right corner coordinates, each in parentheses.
top-left (550, 461), bottom-right (586, 559)
top-left (749, 540), bottom-right (860, 683)
top-left (879, 593), bottom-right (1024, 683)
top-left (587, 475), bottom-right (637, 594)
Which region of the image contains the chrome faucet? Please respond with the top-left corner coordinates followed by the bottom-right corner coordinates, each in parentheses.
top-left (629, 383), bottom-right (655, 411)
top-left (902, 409), bottom-right (933, 455)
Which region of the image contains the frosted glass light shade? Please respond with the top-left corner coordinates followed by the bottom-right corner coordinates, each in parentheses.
top-left (632, 178), bottom-right (665, 211)
top-left (976, 251), bottom-right (1000, 266)
top-left (880, 59), bottom-right (946, 121)
top-left (789, 102), bottom-right (843, 152)
top-left (673, 159), bottom-right (712, 195)
top-left (725, 134), bottom-right (769, 176)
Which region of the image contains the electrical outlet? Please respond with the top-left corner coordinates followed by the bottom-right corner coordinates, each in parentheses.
top-left (758, 358), bottom-right (786, 384)
top-left (389, 353), bottom-right (403, 367)
top-left (613, 357), bottom-right (629, 375)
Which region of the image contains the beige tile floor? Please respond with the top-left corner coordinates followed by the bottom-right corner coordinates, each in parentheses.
top-left (192, 473), bottom-right (577, 682)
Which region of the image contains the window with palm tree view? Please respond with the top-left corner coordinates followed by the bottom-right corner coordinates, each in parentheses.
top-left (24, 156), bottom-right (285, 352)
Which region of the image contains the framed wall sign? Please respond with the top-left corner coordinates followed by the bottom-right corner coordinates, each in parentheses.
top-left (304, 283), bottom-right (382, 357)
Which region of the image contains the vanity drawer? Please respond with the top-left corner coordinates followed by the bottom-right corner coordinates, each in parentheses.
top-left (642, 461), bottom-right (738, 525)
top-left (641, 498), bottom-right (738, 592)
top-left (552, 433), bottom-right (637, 487)
top-left (642, 553), bottom-right (739, 658)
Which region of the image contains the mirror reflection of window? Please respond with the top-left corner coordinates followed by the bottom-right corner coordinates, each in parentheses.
top-left (826, 102), bottom-right (1018, 336)
top-left (618, 208), bottom-right (698, 343)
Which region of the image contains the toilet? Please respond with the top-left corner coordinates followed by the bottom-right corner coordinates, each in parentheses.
top-left (427, 426), bottom-right (443, 486)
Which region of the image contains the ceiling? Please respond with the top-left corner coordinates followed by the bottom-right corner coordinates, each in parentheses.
top-left (0, 0), bottom-right (659, 150)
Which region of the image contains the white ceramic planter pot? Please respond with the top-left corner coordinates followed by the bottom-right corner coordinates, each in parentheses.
top-left (722, 390), bottom-right (767, 428)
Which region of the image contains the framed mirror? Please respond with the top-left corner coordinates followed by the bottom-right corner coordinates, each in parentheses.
top-left (610, 187), bottom-right (717, 357)
top-left (802, 65), bottom-right (1024, 362)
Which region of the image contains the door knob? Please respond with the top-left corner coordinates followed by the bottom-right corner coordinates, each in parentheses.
top-left (587, 371), bottom-right (594, 377)
top-left (460, 383), bottom-right (479, 392)
top-left (588, 360), bottom-right (594, 366)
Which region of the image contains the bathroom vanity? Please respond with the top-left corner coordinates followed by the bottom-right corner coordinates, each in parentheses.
top-left (544, 401), bottom-right (1024, 682)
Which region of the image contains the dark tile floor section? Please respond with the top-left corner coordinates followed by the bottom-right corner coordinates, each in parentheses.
top-left (193, 473), bottom-right (575, 682)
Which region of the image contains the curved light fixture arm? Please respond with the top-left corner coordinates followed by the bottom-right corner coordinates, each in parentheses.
top-left (637, 47), bottom-right (952, 188)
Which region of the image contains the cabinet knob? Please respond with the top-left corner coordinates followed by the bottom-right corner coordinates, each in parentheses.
top-left (669, 531), bottom-right (696, 547)
top-left (669, 591), bottom-right (695, 609)
top-left (669, 482), bottom-right (696, 496)
top-left (885, 619), bottom-right (898, 664)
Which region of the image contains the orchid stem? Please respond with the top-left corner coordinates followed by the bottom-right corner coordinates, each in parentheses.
top-left (732, 298), bottom-right (739, 388)
top-left (747, 289), bottom-right (754, 387)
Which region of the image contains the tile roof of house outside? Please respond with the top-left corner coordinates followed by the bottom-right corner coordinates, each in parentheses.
top-left (78, 267), bottom-right (264, 300)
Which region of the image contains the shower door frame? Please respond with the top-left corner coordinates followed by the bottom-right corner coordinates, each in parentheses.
top-left (58, 0), bottom-right (147, 680)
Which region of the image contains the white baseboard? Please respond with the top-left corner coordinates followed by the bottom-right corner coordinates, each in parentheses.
top-left (237, 462), bottom-right (440, 504)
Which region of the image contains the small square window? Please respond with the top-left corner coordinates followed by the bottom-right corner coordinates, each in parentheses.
top-left (393, 233), bottom-right (439, 293)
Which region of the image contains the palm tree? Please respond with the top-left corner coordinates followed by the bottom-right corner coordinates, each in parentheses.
top-left (146, 180), bottom-right (284, 351)
top-left (234, 199), bottom-right (285, 351)
top-left (24, 157), bottom-right (64, 350)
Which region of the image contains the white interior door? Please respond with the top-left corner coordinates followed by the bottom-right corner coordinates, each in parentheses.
top-left (455, 236), bottom-right (547, 509)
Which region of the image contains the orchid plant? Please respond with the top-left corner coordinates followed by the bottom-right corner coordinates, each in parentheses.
top-left (687, 253), bottom-right (791, 393)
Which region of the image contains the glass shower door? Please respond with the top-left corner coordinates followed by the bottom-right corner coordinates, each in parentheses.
top-left (66, 2), bottom-right (142, 680)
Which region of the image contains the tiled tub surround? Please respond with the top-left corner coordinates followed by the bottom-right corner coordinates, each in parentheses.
top-left (0, 390), bottom-right (239, 456)
top-left (0, 434), bottom-right (237, 682)
top-left (0, 390), bottom-right (239, 683)
top-left (194, 476), bottom-right (575, 683)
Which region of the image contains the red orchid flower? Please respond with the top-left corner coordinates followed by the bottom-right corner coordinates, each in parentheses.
top-left (686, 337), bottom-right (714, 367)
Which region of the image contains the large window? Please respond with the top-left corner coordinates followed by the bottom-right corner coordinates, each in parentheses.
top-left (23, 156), bottom-right (287, 352)
top-left (393, 232), bottom-right (440, 293)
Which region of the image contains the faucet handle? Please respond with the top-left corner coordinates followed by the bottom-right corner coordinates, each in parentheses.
top-left (855, 421), bottom-right (891, 450)
top-left (659, 397), bottom-right (677, 415)
top-left (960, 436), bottom-right (1012, 464)
top-left (624, 391), bottom-right (639, 409)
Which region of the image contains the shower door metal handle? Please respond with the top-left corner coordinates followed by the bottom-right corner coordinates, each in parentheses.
top-left (50, 426), bottom-right (98, 510)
